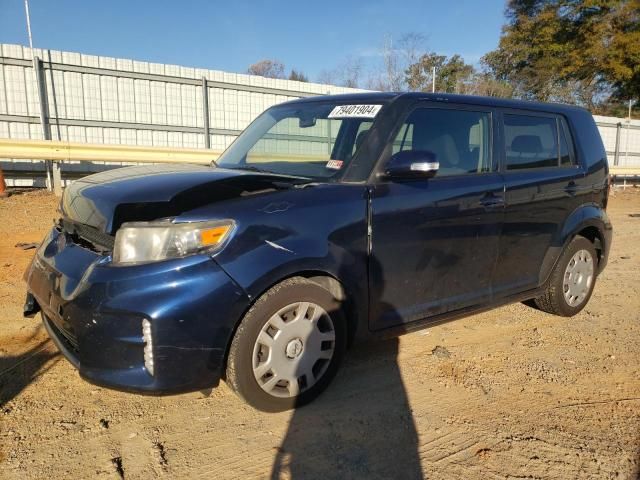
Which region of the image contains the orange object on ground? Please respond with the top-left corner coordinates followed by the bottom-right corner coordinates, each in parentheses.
top-left (0, 167), bottom-right (7, 197)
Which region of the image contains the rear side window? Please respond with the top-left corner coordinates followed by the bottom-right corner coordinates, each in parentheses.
top-left (392, 108), bottom-right (492, 176)
top-left (504, 114), bottom-right (573, 170)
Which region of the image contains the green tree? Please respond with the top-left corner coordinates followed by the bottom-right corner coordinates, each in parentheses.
top-left (469, 72), bottom-right (515, 98)
top-left (483, 0), bottom-right (639, 110)
top-left (405, 53), bottom-right (475, 93)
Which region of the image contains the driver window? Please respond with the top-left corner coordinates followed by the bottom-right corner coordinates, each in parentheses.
top-left (392, 108), bottom-right (492, 176)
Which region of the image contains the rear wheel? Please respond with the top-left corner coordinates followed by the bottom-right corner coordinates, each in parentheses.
top-left (532, 236), bottom-right (597, 316)
top-left (226, 277), bottom-right (346, 412)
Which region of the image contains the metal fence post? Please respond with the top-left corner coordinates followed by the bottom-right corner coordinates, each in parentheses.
top-left (33, 56), bottom-right (50, 188)
top-left (34, 56), bottom-right (62, 195)
top-left (614, 122), bottom-right (621, 166)
top-left (202, 77), bottom-right (211, 149)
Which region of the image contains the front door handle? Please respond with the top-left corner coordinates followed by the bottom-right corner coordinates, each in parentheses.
top-left (565, 181), bottom-right (578, 196)
top-left (479, 192), bottom-right (505, 209)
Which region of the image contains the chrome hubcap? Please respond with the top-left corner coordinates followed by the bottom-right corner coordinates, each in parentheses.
top-left (563, 249), bottom-right (594, 307)
top-left (252, 302), bottom-right (336, 398)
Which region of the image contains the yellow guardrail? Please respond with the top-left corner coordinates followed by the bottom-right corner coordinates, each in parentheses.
top-left (0, 139), bottom-right (336, 195)
top-left (610, 166), bottom-right (640, 176)
top-left (0, 138), bottom-right (333, 164)
top-left (0, 137), bottom-right (638, 175)
top-left (0, 138), bottom-right (221, 164)
top-left (246, 152), bottom-right (329, 163)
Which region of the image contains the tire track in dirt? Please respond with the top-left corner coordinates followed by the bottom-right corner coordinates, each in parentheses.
top-left (1, 190), bottom-right (639, 479)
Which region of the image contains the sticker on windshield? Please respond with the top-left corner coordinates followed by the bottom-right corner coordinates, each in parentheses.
top-left (328, 104), bottom-right (382, 119)
top-left (326, 159), bottom-right (344, 170)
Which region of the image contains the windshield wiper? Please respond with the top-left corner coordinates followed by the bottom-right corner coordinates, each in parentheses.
top-left (224, 164), bottom-right (315, 182)
top-left (227, 165), bottom-right (271, 173)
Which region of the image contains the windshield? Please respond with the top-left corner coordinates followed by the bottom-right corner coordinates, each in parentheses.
top-left (216, 101), bottom-right (385, 180)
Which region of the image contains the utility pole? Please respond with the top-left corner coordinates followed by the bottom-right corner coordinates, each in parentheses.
top-left (624, 99), bottom-right (635, 165)
top-left (24, 0), bottom-right (61, 195)
top-left (25, 0), bottom-right (47, 190)
top-left (24, 0), bottom-right (34, 50)
top-left (432, 66), bottom-right (436, 93)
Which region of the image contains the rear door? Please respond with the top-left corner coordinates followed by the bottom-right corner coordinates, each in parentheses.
top-left (492, 110), bottom-right (585, 297)
top-left (369, 103), bottom-right (504, 331)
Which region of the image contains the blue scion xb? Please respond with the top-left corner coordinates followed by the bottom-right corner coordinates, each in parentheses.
top-left (24, 93), bottom-right (612, 411)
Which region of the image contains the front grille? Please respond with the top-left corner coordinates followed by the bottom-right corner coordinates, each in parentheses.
top-left (59, 218), bottom-right (114, 253)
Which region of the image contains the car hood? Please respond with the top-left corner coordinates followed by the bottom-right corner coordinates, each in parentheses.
top-left (61, 164), bottom-right (309, 234)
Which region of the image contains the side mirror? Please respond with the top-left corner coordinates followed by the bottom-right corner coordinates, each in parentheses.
top-left (382, 150), bottom-right (439, 180)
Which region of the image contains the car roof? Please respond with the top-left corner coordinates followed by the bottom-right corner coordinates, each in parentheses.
top-left (282, 91), bottom-right (588, 115)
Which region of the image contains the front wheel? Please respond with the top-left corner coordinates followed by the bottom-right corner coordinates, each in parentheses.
top-left (226, 277), bottom-right (346, 412)
top-left (532, 236), bottom-right (598, 316)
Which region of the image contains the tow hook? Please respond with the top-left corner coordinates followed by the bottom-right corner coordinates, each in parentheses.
top-left (23, 292), bottom-right (41, 318)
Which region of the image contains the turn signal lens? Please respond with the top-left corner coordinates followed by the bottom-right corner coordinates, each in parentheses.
top-left (201, 225), bottom-right (232, 246)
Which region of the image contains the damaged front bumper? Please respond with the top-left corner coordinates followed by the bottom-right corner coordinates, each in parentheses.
top-left (24, 227), bottom-right (250, 394)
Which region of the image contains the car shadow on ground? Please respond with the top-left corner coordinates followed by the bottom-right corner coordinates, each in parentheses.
top-left (270, 336), bottom-right (422, 479)
top-left (271, 254), bottom-right (423, 479)
top-left (0, 325), bottom-right (60, 407)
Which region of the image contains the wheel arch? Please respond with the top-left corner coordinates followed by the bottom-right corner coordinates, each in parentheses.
top-left (538, 204), bottom-right (609, 285)
top-left (575, 225), bottom-right (604, 264)
top-left (220, 269), bottom-right (361, 376)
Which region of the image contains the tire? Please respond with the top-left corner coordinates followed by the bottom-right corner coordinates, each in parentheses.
top-left (226, 277), bottom-right (347, 412)
top-left (532, 236), bottom-right (598, 317)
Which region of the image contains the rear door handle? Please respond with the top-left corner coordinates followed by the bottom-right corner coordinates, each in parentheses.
top-left (479, 193), bottom-right (505, 208)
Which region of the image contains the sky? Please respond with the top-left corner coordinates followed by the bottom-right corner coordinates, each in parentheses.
top-left (0, 0), bottom-right (507, 81)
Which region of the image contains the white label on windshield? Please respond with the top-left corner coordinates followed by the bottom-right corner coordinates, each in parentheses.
top-left (328, 104), bottom-right (382, 119)
top-left (326, 159), bottom-right (344, 170)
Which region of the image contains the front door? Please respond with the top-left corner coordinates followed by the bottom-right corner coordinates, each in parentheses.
top-left (369, 104), bottom-right (504, 331)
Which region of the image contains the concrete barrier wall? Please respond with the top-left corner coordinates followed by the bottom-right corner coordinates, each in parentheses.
top-left (592, 115), bottom-right (640, 168)
top-left (1, 43), bottom-right (638, 186)
top-left (0, 43), bottom-right (365, 186)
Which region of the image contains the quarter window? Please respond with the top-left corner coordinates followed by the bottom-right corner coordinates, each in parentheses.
top-left (391, 108), bottom-right (492, 176)
top-left (504, 114), bottom-right (572, 170)
top-left (559, 122), bottom-right (573, 166)
top-left (352, 121), bottom-right (373, 155)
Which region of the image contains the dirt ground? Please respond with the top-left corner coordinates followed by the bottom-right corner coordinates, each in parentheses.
top-left (0, 188), bottom-right (638, 479)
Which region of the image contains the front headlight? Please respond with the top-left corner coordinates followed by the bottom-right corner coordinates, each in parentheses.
top-left (113, 219), bottom-right (235, 265)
